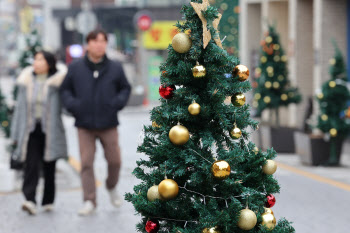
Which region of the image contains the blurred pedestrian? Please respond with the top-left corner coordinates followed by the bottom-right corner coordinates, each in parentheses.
top-left (11, 51), bottom-right (68, 215)
top-left (60, 29), bottom-right (131, 216)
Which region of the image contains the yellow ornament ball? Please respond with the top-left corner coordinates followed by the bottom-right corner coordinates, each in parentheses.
top-left (273, 44), bottom-right (280, 50)
top-left (158, 179), bottom-right (179, 200)
top-left (329, 81), bottom-right (336, 88)
top-left (172, 33), bottom-right (192, 53)
top-left (265, 36), bottom-right (273, 43)
top-left (237, 209), bottom-right (257, 230)
top-left (261, 56), bottom-right (267, 63)
top-left (321, 114), bottom-right (328, 121)
top-left (192, 63), bottom-right (206, 78)
top-left (188, 101), bottom-right (201, 115)
top-left (254, 93), bottom-right (261, 100)
top-left (211, 160), bottom-right (231, 180)
top-left (253, 101), bottom-right (259, 108)
top-left (274, 56), bottom-right (280, 62)
top-left (266, 66), bottom-right (274, 73)
top-left (233, 64), bottom-right (250, 82)
top-left (317, 93), bottom-right (324, 99)
top-left (281, 94), bottom-right (288, 101)
top-left (231, 93), bottom-right (246, 107)
top-left (265, 81), bottom-right (272, 89)
top-left (2, 121), bottom-right (9, 127)
top-left (330, 128), bottom-right (337, 137)
top-left (264, 96), bottom-right (271, 104)
top-left (278, 75), bottom-right (284, 81)
top-left (202, 226), bottom-right (221, 233)
top-left (169, 125), bottom-right (190, 145)
top-left (261, 208), bottom-right (277, 230)
top-left (262, 160), bottom-right (277, 175)
top-left (253, 146), bottom-right (259, 155)
top-left (273, 82), bottom-right (280, 89)
top-left (329, 58), bottom-right (336, 65)
top-left (230, 125), bottom-right (242, 139)
top-left (147, 185), bottom-right (162, 202)
top-left (281, 55), bottom-right (288, 62)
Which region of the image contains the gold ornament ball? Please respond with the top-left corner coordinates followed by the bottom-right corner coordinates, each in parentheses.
top-left (158, 179), bottom-right (179, 200)
top-left (264, 207), bottom-right (274, 215)
top-left (188, 102), bottom-right (201, 115)
top-left (278, 75), bottom-right (284, 81)
top-left (233, 64), bottom-right (250, 82)
top-left (147, 185), bottom-right (162, 202)
top-left (253, 146), bottom-right (259, 155)
top-left (172, 33), bottom-right (192, 53)
top-left (211, 160), bottom-right (231, 180)
top-left (321, 114), bottom-right (328, 121)
top-left (273, 44), bottom-right (280, 50)
top-left (231, 93), bottom-right (246, 107)
top-left (329, 81), bottom-right (336, 88)
top-left (253, 101), bottom-right (259, 108)
top-left (255, 67), bottom-right (262, 74)
top-left (192, 63), bottom-right (206, 78)
top-left (281, 94), bottom-right (288, 101)
top-left (262, 160), bottom-right (277, 175)
top-left (230, 126), bottom-right (242, 139)
top-left (237, 209), bottom-right (257, 230)
top-left (264, 96), bottom-right (271, 104)
top-left (330, 58), bottom-right (336, 65)
top-left (202, 226), bottom-right (221, 233)
top-left (330, 128), bottom-right (337, 137)
top-left (288, 92), bottom-right (295, 98)
top-left (169, 125), bottom-right (190, 145)
top-left (265, 81), bottom-right (272, 89)
top-left (261, 209), bottom-right (277, 230)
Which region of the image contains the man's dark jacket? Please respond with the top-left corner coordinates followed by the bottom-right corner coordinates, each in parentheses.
top-left (60, 55), bottom-right (131, 129)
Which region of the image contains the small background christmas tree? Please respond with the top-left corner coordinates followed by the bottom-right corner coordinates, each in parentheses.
top-left (126, 1), bottom-right (294, 232)
top-left (316, 41), bottom-right (350, 165)
top-left (0, 88), bottom-right (11, 137)
top-left (253, 25), bottom-right (301, 126)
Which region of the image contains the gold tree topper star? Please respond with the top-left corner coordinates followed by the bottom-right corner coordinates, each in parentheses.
top-left (191, 0), bottom-right (223, 49)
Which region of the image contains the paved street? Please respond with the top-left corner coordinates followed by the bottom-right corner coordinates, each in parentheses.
top-left (1, 105), bottom-right (350, 232)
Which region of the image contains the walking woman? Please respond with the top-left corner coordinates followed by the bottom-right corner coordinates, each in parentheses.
top-left (10, 51), bottom-right (68, 215)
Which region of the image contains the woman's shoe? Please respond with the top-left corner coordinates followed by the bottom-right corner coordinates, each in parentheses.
top-left (42, 204), bottom-right (54, 212)
top-left (22, 201), bottom-right (37, 215)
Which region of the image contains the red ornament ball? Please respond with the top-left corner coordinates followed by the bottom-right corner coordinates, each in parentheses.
top-left (145, 219), bottom-right (160, 233)
top-left (159, 85), bottom-right (175, 99)
top-left (265, 194), bottom-right (276, 208)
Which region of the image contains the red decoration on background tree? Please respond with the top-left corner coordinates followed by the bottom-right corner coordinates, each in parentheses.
top-left (265, 194), bottom-right (276, 208)
top-left (159, 85), bottom-right (175, 99)
top-left (145, 219), bottom-right (160, 233)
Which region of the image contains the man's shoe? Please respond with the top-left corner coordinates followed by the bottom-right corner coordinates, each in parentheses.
top-left (107, 188), bottom-right (122, 207)
top-left (22, 201), bottom-right (37, 215)
top-left (78, 200), bottom-right (96, 216)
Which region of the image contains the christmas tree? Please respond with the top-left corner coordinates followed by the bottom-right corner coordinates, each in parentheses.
top-left (253, 25), bottom-right (301, 126)
top-left (126, 1), bottom-right (294, 232)
top-left (316, 42), bottom-right (350, 166)
top-left (0, 88), bottom-right (11, 137)
top-left (214, 0), bottom-right (240, 56)
top-left (14, 29), bottom-right (42, 100)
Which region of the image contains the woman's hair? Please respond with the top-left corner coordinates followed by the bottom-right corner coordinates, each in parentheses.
top-left (34, 50), bottom-right (58, 76)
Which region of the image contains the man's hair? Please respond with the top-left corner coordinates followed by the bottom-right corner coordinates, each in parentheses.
top-left (86, 29), bottom-right (108, 43)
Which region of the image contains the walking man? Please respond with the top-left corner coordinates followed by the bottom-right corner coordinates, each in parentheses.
top-left (60, 29), bottom-right (131, 216)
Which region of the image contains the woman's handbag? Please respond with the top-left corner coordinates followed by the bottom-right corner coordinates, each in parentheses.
top-left (9, 143), bottom-right (23, 170)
